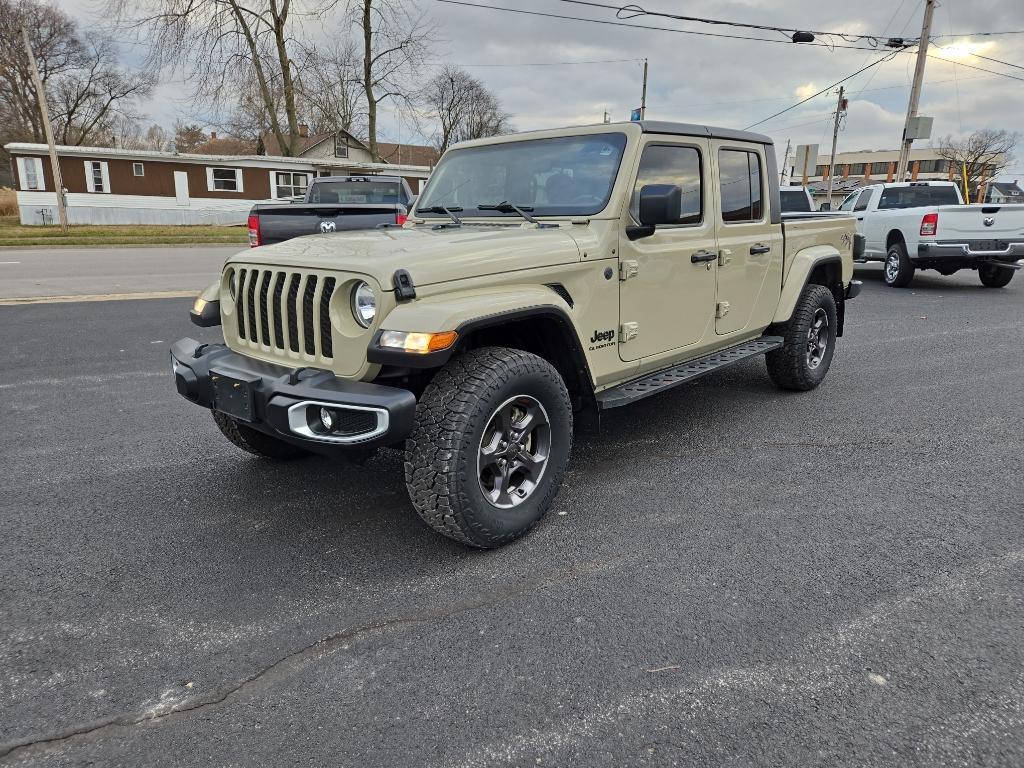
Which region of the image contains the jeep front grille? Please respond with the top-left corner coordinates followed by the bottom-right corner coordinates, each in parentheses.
top-left (235, 268), bottom-right (337, 360)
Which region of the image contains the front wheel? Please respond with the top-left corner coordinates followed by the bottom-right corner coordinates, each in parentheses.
top-left (884, 243), bottom-right (915, 287)
top-left (978, 264), bottom-right (1015, 288)
top-left (405, 347), bottom-right (572, 548)
top-left (766, 284), bottom-right (838, 392)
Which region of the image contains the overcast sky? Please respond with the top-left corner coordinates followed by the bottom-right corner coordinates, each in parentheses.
top-left (62, 0), bottom-right (1024, 179)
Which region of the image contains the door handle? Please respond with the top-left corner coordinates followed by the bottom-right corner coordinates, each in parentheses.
top-left (691, 249), bottom-right (718, 263)
top-left (749, 244), bottom-right (771, 255)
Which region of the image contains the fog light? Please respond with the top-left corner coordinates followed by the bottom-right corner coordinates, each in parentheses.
top-left (319, 407), bottom-right (335, 432)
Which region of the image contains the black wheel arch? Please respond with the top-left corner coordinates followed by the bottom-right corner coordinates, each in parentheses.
top-left (802, 255), bottom-right (847, 337)
top-left (368, 305), bottom-right (597, 412)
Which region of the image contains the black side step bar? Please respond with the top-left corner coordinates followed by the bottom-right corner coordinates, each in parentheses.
top-left (596, 336), bottom-right (783, 410)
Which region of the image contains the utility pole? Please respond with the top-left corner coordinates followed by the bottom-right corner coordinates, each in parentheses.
top-left (896, 0), bottom-right (936, 181)
top-left (826, 86), bottom-right (846, 208)
top-left (640, 58), bottom-right (648, 119)
top-left (21, 26), bottom-right (68, 231)
top-left (780, 139), bottom-right (791, 184)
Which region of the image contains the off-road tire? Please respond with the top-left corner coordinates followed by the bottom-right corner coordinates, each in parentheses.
top-left (884, 243), bottom-right (915, 287)
top-left (978, 264), bottom-right (1015, 288)
top-left (766, 283), bottom-right (838, 392)
top-left (405, 347), bottom-right (572, 548)
top-left (212, 410), bottom-right (310, 460)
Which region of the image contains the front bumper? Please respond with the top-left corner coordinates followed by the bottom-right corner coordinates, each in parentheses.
top-left (170, 337), bottom-right (416, 451)
top-left (916, 241), bottom-right (1024, 268)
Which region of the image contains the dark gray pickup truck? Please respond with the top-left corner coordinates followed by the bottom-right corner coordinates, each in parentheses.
top-left (247, 175), bottom-right (415, 247)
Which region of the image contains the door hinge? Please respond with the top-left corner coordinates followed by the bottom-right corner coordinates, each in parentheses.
top-left (718, 249), bottom-right (732, 267)
top-left (619, 322), bottom-right (639, 342)
top-left (619, 260), bottom-right (639, 281)
top-left (716, 301), bottom-right (730, 319)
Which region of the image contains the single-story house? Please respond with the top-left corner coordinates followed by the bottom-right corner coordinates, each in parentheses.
top-left (260, 126), bottom-right (441, 168)
top-left (5, 137), bottom-right (434, 226)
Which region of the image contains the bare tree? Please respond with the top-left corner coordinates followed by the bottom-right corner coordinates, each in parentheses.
top-left (297, 39), bottom-right (365, 137)
top-left (109, 0), bottom-right (342, 156)
top-left (937, 129), bottom-right (1018, 200)
top-left (348, 0), bottom-right (434, 161)
top-left (0, 0), bottom-right (150, 148)
top-left (422, 65), bottom-right (510, 154)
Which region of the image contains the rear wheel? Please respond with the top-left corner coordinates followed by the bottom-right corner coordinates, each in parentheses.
top-left (212, 410), bottom-right (310, 460)
top-left (884, 243), bottom-right (915, 287)
top-left (405, 347), bottom-right (572, 548)
top-left (766, 284), bottom-right (837, 392)
top-left (978, 264), bottom-right (1015, 288)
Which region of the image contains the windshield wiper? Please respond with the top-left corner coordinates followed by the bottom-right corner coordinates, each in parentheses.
top-left (417, 205), bottom-right (463, 226)
top-left (478, 201), bottom-right (541, 225)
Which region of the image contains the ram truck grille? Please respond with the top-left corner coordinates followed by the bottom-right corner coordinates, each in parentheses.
top-left (234, 267), bottom-right (337, 361)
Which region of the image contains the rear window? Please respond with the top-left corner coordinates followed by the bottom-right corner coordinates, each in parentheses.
top-left (309, 180), bottom-right (403, 204)
top-left (877, 185), bottom-right (960, 210)
top-left (780, 189), bottom-right (812, 213)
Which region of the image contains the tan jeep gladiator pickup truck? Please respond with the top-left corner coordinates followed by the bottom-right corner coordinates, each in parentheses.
top-left (172, 121), bottom-right (864, 547)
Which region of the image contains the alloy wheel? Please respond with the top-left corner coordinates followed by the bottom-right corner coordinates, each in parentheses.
top-left (477, 395), bottom-right (551, 508)
top-left (806, 308), bottom-right (829, 370)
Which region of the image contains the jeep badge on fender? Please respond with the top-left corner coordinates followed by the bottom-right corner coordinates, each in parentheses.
top-left (171, 120), bottom-right (861, 548)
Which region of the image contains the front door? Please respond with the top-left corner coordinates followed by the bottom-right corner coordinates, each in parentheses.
top-left (618, 138), bottom-right (717, 362)
top-left (711, 142), bottom-right (782, 335)
top-left (174, 171), bottom-right (190, 206)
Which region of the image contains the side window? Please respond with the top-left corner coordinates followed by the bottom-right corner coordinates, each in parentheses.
top-left (630, 144), bottom-right (703, 226)
top-left (854, 188), bottom-right (872, 211)
top-left (719, 149), bottom-right (763, 223)
top-left (838, 191), bottom-right (860, 211)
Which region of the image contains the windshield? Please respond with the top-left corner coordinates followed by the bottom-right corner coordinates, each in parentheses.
top-left (780, 189), bottom-right (812, 212)
top-left (416, 132), bottom-right (628, 218)
top-left (877, 185), bottom-right (961, 209)
top-left (839, 192), bottom-right (860, 211)
top-left (308, 180), bottom-right (404, 204)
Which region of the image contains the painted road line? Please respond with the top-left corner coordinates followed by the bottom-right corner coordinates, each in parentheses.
top-left (0, 261), bottom-right (22, 264)
top-left (0, 290), bottom-right (197, 306)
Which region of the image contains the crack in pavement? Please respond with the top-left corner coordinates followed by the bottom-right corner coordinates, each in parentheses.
top-left (0, 553), bottom-right (627, 762)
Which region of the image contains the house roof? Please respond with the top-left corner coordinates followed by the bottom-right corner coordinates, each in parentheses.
top-left (260, 128), bottom-right (438, 167)
top-left (3, 142), bottom-right (432, 174)
top-left (989, 181), bottom-right (1022, 195)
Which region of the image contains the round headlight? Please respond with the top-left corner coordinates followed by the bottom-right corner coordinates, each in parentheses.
top-left (351, 282), bottom-right (376, 328)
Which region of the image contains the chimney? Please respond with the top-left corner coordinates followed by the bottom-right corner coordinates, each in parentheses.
top-left (210, 131), bottom-right (217, 140)
top-left (298, 124), bottom-right (309, 138)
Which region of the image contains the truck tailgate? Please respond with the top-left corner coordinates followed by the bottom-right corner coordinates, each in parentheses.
top-left (255, 203), bottom-right (403, 245)
top-left (935, 204), bottom-right (1024, 241)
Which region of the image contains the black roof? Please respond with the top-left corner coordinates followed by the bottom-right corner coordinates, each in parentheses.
top-left (989, 181), bottom-right (1022, 194)
top-left (638, 121), bottom-right (773, 147)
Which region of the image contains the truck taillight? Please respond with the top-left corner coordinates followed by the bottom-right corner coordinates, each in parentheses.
top-left (395, 212), bottom-right (408, 226)
top-left (247, 214), bottom-right (262, 247)
top-left (920, 212), bottom-right (938, 237)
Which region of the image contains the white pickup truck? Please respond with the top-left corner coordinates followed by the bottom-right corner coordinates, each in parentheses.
top-left (839, 181), bottom-right (1024, 287)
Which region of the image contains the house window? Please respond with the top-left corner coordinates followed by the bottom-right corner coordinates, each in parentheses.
top-left (871, 162), bottom-right (889, 174)
top-left (207, 167), bottom-right (243, 192)
top-left (334, 134), bottom-right (348, 158)
top-left (17, 157), bottom-right (44, 190)
top-left (272, 171), bottom-right (309, 199)
top-left (85, 160), bottom-right (110, 193)
top-left (133, 162), bottom-right (145, 176)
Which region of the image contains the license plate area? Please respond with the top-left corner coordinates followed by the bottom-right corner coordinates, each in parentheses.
top-left (211, 369), bottom-right (261, 422)
top-left (971, 240), bottom-right (1007, 253)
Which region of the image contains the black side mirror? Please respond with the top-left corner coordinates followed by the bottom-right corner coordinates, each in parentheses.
top-left (627, 184), bottom-right (681, 241)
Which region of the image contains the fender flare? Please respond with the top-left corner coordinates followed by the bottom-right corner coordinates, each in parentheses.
top-left (367, 285), bottom-right (593, 387)
top-left (773, 247), bottom-right (843, 325)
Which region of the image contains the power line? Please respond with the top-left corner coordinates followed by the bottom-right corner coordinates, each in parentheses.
top-left (553, 0), bottom-right (920, 47)
top-left (926, 52), bottom-right (1024, 83)
top-left (745, 50), bottom-right (905, 129)
top-left (969, 52), bottom-right (1024, 74)
top-left (452, 57), bottom-right (645, 67)
top-left (433, 0), bottom-right (913, 51)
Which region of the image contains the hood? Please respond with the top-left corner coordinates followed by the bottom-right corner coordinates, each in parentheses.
top-left (227, 224), bottom-right (583, 288)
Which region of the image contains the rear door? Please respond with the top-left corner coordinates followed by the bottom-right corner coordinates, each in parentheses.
top-left (711, 142), bottom-right (783, 336)
top-left (617, 138), bottom-right (717, 362)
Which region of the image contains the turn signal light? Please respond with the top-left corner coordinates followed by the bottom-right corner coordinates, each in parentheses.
top-left (920, 212), bottom-right (938, 236)
top-left (248, 214), bottom-right (262, 246)
top-left (379, 330), bottom-right (458, 354)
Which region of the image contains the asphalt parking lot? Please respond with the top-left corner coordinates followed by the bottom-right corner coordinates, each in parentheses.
top-left (1, 264), bottom-right (1022, 766)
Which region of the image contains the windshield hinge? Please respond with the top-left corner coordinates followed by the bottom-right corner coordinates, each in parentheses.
top-left (619, 260), bottom-right (639, 281)
top-left (392, 269), bottom-right (416, 301)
